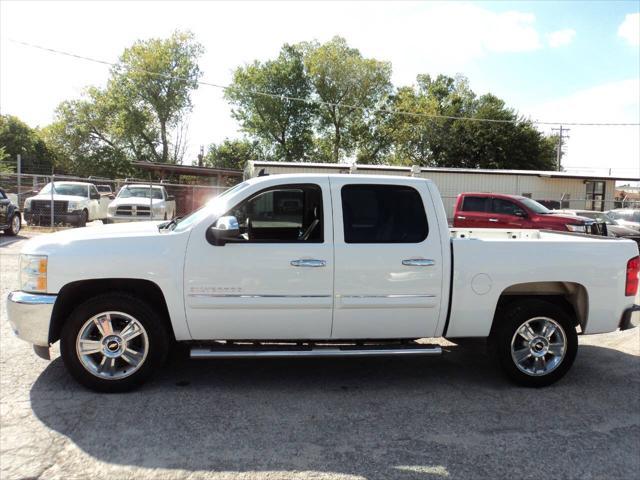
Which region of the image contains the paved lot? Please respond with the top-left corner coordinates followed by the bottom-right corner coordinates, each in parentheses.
top-left (1, 233), bottom-right (639, 480)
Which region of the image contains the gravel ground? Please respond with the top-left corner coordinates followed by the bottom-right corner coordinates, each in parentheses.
top-left (1, 232), bottom-right (639, 480)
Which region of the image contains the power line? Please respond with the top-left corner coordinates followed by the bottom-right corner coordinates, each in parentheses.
top-left (8, 38), bottom-right (640, 127)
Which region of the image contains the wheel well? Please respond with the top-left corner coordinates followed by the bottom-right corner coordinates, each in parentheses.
top-left (492, 282), bottom-right (588, 334)
top-left (49, 279), bottom-right (174, 344)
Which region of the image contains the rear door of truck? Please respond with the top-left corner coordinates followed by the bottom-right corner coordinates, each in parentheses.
top-left (454, 194), bottom-right (492, 228)
top-left (329, 177), bottom-right (445, 338)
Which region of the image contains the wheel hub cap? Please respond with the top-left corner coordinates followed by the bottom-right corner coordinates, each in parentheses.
top-left (511, 317), bottom-right (567, 376)
top-left (76, 311), bottom-right (149, 380)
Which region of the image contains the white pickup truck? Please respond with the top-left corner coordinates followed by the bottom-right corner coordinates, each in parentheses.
top-left (106, 184), bottom-right (176, 223)
top-left (7, 174), bottom-right (640, 392)
top-left (23, 181), bottom-right (109, 227)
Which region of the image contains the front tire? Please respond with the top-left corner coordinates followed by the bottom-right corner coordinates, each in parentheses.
top-left (6, 214), bottom-right (21, 236)
top-left (60, 293), bottom-right (169, 392)
top-left (491, 299), bottom-right (578, 387)
top-left (75, 210), bottom-right (88, 228)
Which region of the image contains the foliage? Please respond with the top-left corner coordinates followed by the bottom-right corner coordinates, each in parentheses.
top-left (0, 115), bottom-right (54, 174)
top-left (302, 37), bottom-right (393, 163)
top-left (45, 31), bottom-right (203, 177)
top-left (202, 138), bottom-right (265, 171)
top-left (226, 45), bottom-right (315, 162)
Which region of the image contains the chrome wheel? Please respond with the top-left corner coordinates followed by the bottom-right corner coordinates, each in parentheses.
top-left (510, 317), bottom-right (567, 376)
top-left (76, 311), bottom-right (149, 380)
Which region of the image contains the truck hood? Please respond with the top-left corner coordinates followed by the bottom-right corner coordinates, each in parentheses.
top-left (22, 221), bottom-right (165, 255)
top-left (109, 197), bottom-right (165, 207)
top-left (535, 213), bottom-right (593, 225)
top-left (28, 194), bottom-right (87, 203)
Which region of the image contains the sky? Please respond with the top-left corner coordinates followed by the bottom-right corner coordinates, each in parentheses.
top-left (1, 0), bottom-right (639, 179)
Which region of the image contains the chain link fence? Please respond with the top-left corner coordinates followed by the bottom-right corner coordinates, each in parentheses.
top-left (0, 172), bottom-right (229, 228)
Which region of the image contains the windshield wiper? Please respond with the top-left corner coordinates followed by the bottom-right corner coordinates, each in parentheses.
top-left (159, 216), bottom-right (183, 231)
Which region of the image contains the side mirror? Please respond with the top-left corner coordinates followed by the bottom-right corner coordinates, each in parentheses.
top-left (206, 216), bottom-right (240, 246)
top-left (91, 193), bottom-right (100, 200)
top-left (167, 195), bottom-right (175, 201)
top-left (514, 211), bottom-right (526, 218)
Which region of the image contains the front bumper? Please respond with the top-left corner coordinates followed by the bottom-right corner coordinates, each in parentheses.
top-left (24, 209), bottom-right (82, 225)
top-left (619, 304), bottom-right (640, 331)
top-left (7, 291), bottom-right (56, 346)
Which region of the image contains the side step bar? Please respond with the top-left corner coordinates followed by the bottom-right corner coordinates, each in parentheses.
top-left (190, 344), bottom-right (442, 359)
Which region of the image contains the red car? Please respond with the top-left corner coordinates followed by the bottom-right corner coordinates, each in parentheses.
top-left (453, 193), bottom-right (595, 233)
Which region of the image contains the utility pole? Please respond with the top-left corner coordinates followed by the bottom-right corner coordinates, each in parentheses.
top-left (16, 154), bottom-right (21, 207)
top-left (551, 126), bottom-right (570, 172)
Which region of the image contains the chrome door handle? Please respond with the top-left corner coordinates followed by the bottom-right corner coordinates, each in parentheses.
top-left (488, 218), bottom-right (499, 222)
top-left (291, 259), bottom-right (326, 267)
top-left (402, 259), bottom-right (435, 267)
top-left (457, 216), bottom-right (466, 220)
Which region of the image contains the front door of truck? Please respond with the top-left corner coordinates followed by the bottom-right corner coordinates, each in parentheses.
top-left (330, 178), bottom-right (444, 339)
top-left (489, 198), bottom-right (529, 228)
top-left (183, 179), bottom-right (334, 340)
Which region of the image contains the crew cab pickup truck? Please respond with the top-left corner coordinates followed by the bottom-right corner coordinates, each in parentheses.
top-left (7, 174), bottom-right (640, 392)
top-left (23, 181), bottom-right (109, 227)
top-left (106, 184), bottom-right (176, 223)
top-left (453, 193), bottom-right (597, 233)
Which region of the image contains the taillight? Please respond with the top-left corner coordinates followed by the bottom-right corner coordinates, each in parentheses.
top-left (626, 256), bottom-right (639, 296)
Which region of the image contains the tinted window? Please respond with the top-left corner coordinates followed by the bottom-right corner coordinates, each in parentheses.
top-left (341, 184), bottom-right (428, 243)
top-left (491, 198), bottom-right (526, 216)
top-left (226, 184), bottom-right (323, 243)
top-left (461, 196), bottom-right (488, 212)
top-left (0, 190), bottom-right (6, 200)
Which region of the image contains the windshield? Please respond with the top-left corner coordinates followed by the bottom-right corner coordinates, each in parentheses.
top-left (518, 197), bottom-right (551, 214)
top-left (173, 181), bottom-right (250, 232)
top-left (118, 186), bottom-right (163, 199)
top-left (40, 183), bottom-right (88, 197)
top-left (608, 210), bottom-right (640, 223)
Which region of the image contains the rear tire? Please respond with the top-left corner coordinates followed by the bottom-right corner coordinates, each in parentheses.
top-left (490, 299), bottom-right (578, 387)
top-left (6, 214), bottom-right (21, 236)
top-left (60, 293), bottom-right (169, 392)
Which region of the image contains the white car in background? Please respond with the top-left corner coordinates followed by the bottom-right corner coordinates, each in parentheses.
top-left (23, 182), bottom-right (109, 227)
top-left (107, 184), bottom-right (176, 223)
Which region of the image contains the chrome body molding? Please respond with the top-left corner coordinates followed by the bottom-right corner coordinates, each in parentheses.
top-left (337, 294), bottom-right (436, 299)
top-left (188, 293), bottom-right (331, 298)
top-left (7, 291), bottom-right (57, 347)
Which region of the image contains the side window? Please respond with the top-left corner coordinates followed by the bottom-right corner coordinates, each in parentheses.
top-left (225, 184), bottom-right (323, 243)
top-left (341, 184), bottom-right (428, 243)
top-left (461, 196), bottom-right (488, 212)
top-left (491, 198), bottom-right (526, 216)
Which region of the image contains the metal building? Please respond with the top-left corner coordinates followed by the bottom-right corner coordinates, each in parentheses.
top-left (246, 161), bottom-right (638, 219)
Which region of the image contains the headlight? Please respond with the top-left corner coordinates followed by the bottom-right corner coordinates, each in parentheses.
top-left (152, 206), bottom-right (164, 214)
top-left (20, 255), bottom-right (48, 293)
top-left (24, 198), bottom-right (32, 209)
top-left (566, 224), bottom-right (586, 233)
top-left (67, 201), bottom-right (82, 212)
top-left (108, 205), bottom-right (117, 214)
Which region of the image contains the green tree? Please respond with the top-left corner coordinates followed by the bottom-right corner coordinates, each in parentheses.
top-left (0, 115), bottom-right (54, 174)
top-left (302, 37), bottom-right (392, 162)
top-left (111, 31), bottom-right (203, 164)
top-left (45, 31), bottom-right (203, 178)
top-left (202, 138), bottom-right (265, 171)
top-left (388, 74), bottom-right (556, 170)
top-left (226, 45), bottom-right (315, 161)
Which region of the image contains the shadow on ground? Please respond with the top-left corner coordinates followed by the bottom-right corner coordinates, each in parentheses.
top-left (30, 343), bottom-right (640, 479)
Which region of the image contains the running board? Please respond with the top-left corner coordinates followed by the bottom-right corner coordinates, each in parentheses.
top-left (190, 344), bottom-right (442, 359)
